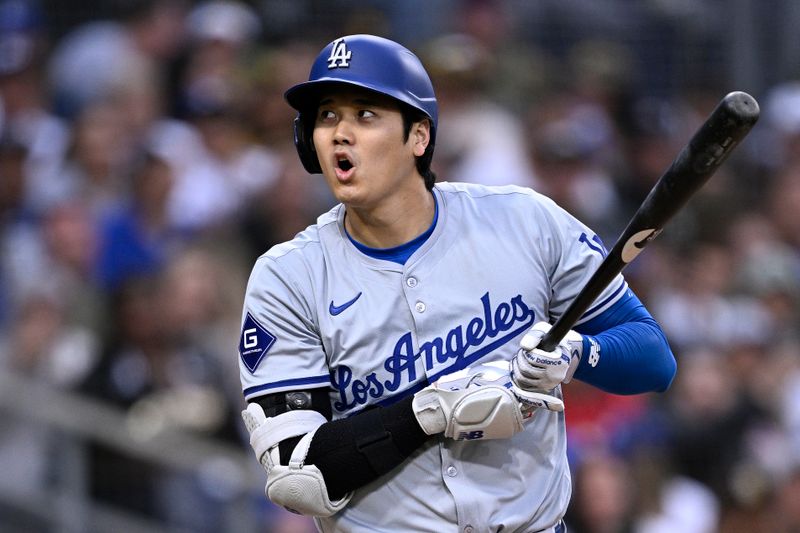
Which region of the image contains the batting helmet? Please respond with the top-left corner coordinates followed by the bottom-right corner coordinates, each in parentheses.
top-left (285, 34), bottom-right (438, 174)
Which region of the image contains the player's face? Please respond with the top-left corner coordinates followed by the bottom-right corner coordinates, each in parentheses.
top-left (312, 88), bottom-right (430, 210)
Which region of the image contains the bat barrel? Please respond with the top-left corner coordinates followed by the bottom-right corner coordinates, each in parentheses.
top-left (536, 91), bottom-right (759, 353)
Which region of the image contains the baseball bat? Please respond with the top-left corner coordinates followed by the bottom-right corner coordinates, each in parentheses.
top-left (537, 91), bottom-right (760, 352)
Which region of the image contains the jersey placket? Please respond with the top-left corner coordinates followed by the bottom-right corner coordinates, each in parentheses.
top-left (400, 269), bottom-right (429, 381)
top-left (439, 444), bottom-right (482, 533)
top-left (401, 268), bottom-right (483, 533)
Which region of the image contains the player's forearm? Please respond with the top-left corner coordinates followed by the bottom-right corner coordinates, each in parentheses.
top-left (571, 290), bottom-right (676, 394)
top-left (245, 390), bottom-right (431, 515)
top-left (575, 317), bottom-right (676, 394)
top-left (305, 396), bottom-right (429, 500)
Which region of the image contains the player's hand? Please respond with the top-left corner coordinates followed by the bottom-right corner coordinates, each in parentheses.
top-left (412, 361), bottom-right (563, 441)
top-left (511, 321), bottom-right (584, 393)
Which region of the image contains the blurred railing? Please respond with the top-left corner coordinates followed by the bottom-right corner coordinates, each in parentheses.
top-left (0, 370), bottom-right (263, 533)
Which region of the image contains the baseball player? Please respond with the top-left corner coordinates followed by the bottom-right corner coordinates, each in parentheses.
top-left (238, 34), bottom-right (676, 533)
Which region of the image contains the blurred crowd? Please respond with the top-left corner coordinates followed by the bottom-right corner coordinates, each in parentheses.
top-left (1, 0), bottom-right (800, 532)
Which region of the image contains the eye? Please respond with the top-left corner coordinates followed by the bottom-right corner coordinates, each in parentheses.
top-left (318, 109), bottom-right (336, 122)
top-left (358, 109), bottom-right (376, 119)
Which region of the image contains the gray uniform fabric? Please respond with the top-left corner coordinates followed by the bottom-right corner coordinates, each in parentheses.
top-left (239, 181), bottom-right (625, 532)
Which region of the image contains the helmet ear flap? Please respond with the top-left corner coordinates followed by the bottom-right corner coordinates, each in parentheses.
top-left (293, 114), bottom-right (322, 174)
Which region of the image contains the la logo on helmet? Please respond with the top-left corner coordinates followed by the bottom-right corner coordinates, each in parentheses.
top-left (327, 38), bottom-right (352, 69)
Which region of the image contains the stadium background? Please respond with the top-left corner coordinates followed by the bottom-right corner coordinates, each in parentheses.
top-left (2, 0), bottom-right (800, 532)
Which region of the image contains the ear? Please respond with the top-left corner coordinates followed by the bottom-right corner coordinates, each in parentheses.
top-left (411, 119), bottom-right (431, 157)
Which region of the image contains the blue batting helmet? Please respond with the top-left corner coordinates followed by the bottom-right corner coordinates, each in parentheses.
top-left (285, 34), bottom-right (438, 174)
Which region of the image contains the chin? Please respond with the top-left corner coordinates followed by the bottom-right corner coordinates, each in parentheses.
top-left (331, 185), bottom-right (363, 206)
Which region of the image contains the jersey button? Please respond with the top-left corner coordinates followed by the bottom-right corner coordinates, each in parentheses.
top-left (464, 526), bottom-right (474, 533)
top-left (415, 301), bottom-right (426, 313)
top-left (406, 277), bottom-right (418, 288)
top-left (446, 465), bottom-right (457, 477)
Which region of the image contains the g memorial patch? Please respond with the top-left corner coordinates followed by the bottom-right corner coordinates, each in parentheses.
top-left (239, 312), bottom-right (276, 374)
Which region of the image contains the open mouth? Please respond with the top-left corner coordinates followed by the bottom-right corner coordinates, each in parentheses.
top-left (337, 158), bottom-right (354, 172)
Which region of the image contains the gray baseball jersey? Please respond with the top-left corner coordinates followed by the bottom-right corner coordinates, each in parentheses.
top-left (239, 181), bottom-right (627, 533)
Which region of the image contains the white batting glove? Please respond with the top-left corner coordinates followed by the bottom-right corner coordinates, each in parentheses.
top-left (412, 361), bottom-right (563, 441)
top-left (511, 321), bottom-right (584, 393)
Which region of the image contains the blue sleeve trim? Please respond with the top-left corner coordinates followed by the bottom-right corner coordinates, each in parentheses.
top-left (573, 291), bottom-right (676, 394)
top-left (576, 279), bottom-right (628, 325)
top-left (243, 375), bottom-right (331, 399)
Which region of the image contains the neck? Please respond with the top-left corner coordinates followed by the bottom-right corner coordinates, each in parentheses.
top-left (345, 187), bottom-right (435, 248)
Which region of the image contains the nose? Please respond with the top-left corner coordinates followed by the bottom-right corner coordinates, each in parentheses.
top-left (333, 117), bottom-right (353, 145)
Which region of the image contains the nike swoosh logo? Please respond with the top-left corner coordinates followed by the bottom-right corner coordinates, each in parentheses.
top-left (621, 228), bottom-right (662, 263)
top-left (634, 228), bottom-right (661, 248)
top-left (329, 292), bottom-right (362, 316)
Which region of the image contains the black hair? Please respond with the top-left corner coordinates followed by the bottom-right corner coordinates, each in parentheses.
top-left (400, 105), bottom-right (437, 190)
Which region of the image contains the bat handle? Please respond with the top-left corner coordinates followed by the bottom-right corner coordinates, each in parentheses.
top-left (537, 322), bottom-right (566, 353)
top-left (536, 263), bottom-right (623, 353)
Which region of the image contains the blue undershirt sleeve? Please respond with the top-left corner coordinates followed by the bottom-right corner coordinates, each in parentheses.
top-left (572, 289), bottom-right (676, 394)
